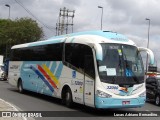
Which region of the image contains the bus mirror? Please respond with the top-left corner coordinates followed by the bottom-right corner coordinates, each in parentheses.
top-left (138, 47), bottom-right (155, 65)
top-left (94, 43), bottom-right (103, 61)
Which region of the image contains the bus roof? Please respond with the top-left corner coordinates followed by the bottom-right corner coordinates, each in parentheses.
top-left (11, 30), bottom-right (136, 49)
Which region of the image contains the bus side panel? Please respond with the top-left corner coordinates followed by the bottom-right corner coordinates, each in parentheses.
top-left (9, 61), bottom-right (93, 106)
top-left (20, 61), bottom-right (41, 93)
top-left (20, 61), bottom-right (62, 96)
top-left (58, 64), bottom-right (85, 104)
top-left (8, 61), bottom-right (22, 87)
top-left (84, 76), bottom-right (95, 107)
top-left (19, 60), bottom-right (85, 104)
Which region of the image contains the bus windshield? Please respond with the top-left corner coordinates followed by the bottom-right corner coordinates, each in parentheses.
top-left (98, 43), bottom-right (144, 85)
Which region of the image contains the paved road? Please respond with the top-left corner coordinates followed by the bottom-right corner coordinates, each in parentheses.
top-left (0, 80), bottom-right (160, 120)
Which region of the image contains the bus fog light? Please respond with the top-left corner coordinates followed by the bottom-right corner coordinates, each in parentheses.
top-left (96, 90), bottom-right (112, 98)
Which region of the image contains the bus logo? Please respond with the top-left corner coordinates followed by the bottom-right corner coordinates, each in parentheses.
top-left (72, 71), bottom-right (76, 78)
top-left (107, 86), bottom-right (118, 90)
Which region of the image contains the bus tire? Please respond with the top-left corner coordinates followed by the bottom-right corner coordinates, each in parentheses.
top-left (62, 88), bottom-right (73, 108)
top-left (18, 79), bottom-right (24, 93)
top-left (155, 95), bottom-right (160, 106)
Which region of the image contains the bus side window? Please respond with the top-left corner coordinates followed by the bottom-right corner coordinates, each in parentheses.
top-left (65, 43), bottom-right (95, 76)
top-left (65, 43), bottom-right (87, 71)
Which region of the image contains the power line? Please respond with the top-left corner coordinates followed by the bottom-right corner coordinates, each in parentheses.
top-left (14, 0), bottom-right (55, 32)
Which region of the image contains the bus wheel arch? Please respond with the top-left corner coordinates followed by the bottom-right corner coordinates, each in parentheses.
top-left (17, 78), bottom-right (24, 93)
top-left (61, 85), bottom-right (73, 108)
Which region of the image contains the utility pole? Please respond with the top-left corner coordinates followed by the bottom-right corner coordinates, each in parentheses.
top-left (56, 7), bottom-right (75, 35)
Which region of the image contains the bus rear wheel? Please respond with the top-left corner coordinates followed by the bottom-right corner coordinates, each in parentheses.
top-left (18, 80), bottom-right (24, 93)
top-left (62, 88), bottom-right (73, 108)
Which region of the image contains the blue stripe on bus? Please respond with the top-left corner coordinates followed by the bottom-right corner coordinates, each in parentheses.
top-left (30, 65), bottom-right (54, 93)
top-left (45, 62), bottom-right (50, 67)
top-left (50, 62), bottom-right (57, 73)
top-left (55, 62), bottom-right (63, 79)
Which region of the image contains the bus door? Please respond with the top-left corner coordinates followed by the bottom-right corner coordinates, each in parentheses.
top-left (84, 55), bottom-right (95, 107)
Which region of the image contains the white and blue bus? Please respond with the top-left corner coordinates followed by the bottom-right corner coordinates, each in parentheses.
top-left (8, 30), bottom-right (154, 109)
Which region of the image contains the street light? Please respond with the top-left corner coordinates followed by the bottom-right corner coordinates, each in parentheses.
top-left (145, 18), bottom-right (150, 74)
top-left (5, 4), bottom-right (11, 58)
top-left (98, 6), bottom-right (103, 30)
top-left (5, 4), bottom-right (10, 19)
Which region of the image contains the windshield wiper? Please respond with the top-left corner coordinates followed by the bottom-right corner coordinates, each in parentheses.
top-left (112, 76), bottom-right (116, 84)
top-left (133, 76), bottom-right (139, 84)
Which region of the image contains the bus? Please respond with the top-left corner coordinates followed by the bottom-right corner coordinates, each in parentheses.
top-left (8, 30), bottom-right (155, 109)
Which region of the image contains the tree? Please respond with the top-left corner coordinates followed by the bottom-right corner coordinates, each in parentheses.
top-left (0, 18), bottom-right (43, 57)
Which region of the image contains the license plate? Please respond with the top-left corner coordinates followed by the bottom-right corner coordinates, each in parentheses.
top-left (122, 101), bottom-right (130, 105)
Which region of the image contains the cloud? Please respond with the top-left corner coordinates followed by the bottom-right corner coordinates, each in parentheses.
top-left (0, 0), bottom-right (160, 67)
top-left (62, 0), bottom-right (81, 9)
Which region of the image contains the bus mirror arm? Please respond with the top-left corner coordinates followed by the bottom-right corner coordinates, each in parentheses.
top-left (138, 47), bottom-right (155, 66)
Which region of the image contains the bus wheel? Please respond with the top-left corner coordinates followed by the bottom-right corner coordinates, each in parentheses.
top-left (18, 80), bottom-right (24, 93)
top-left (155, 95), bottom-right (160, 106)
top-left (63, 88), bottom-right (73, 108)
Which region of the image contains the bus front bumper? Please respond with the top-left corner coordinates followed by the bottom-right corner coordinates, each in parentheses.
top-left (95, 96), bottom-right (146, 109)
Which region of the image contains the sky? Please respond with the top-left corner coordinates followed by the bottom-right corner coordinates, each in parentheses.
top-left (0, 0), bottom-right (160, 67)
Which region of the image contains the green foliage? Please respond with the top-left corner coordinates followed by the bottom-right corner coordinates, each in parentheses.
top-left (0, 18), bottom-right (43, 57)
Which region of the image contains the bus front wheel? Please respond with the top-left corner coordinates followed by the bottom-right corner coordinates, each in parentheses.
top-left (18, 80), bottom-right (24, 93)
top-left (62, 88), bottom-right (73, 108)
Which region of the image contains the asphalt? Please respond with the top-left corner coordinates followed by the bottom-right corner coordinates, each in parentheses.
top-left (0, 98), bottom-right (25, 120)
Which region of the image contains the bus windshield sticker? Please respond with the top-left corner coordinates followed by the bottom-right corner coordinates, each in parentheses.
top-left (106, 68), bottom-right (116, 76)
top-left (99, 66), bottom-right (107, 72)
top-left (109, 46), bottom-right (119, 49)
top-left (118, 49), bottom-right (122, 56)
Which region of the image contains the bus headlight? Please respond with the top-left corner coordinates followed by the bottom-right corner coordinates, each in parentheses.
top-left (139, 91), bottom-right (146, 97)
top-left (96, 90), bottom-right (112, 98)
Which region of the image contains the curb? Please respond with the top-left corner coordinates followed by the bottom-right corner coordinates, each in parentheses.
top-left (0, 98), bottom-right (26, 120)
